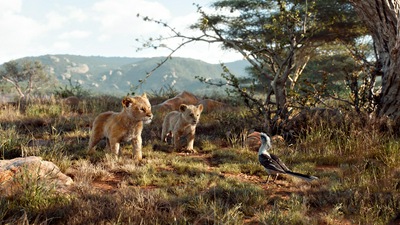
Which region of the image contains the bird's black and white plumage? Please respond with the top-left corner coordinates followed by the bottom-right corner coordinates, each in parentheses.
top-left (258, 132), bottom-right (318, 183)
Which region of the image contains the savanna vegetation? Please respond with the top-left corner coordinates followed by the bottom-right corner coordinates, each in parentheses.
top-left (1, 0), bottom-right (400, 224)
top-left (0, 89), bottom-right (399, 224)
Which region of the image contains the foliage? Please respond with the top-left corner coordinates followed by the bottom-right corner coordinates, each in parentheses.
top-left (54, 77), bottom-right (91, 98)
top-left (136, 0), bottom-right (370, 134)
top-left (349, 0), bottom-right (400, 122)
top-left (146, 84), bottom-right (179, 105)
top-left (294, 39), bottom-right (378, 113)
top-left (1, 92), bottom-right (399, 224)
top-left (199, 0), bottom-right (370, 124)
top-left (196, 64), bottom-right (265, 123)
top-left (0, 60), bottom-right (52, 99)
top-left (3, 167), bottom-right (72, 220)
top-left (0, 125), bottom-right (25, 159)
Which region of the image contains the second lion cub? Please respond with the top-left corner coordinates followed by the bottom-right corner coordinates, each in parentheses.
top-left (161, 104), bottom-right (203, 152)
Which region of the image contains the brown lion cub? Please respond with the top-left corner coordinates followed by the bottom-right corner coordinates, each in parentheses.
top-left (88, 94), bottom-right (153, 160)
top-left (161, 104), bottom-right (203, 152)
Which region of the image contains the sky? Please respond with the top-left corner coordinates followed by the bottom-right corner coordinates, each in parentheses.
top-left (0, 0), bottom-right (243, 65)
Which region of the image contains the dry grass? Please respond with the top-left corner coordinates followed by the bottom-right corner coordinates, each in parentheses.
top-left (0, 96), bottom-right (399, 224)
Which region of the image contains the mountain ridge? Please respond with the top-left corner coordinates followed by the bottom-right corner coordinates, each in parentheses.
top-left (1, 54), bottom-right (250, 95)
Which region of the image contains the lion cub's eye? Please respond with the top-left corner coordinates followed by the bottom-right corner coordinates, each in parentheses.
top-left (140, 107), bottom-right (145, 112)
top-left (190, 113), bottom-right (194, 117)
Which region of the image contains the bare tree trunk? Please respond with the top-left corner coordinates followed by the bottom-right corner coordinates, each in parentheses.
top-left (2, 77), bottom-right (25, 99)
top-left (272, 77), bottom-right (289, 119)
top-left (290, 46), bottom-right (314, 90)
top-left (350, 0), bottom-right (400, 121)
top-left (290, 55), bottom-right (310, 90)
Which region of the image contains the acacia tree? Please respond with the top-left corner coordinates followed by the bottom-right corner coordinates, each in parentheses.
top-left (192, 0), bottom-right (321, 131)
top-left (137, 0), bottom-right (367, 132)
top-left (291, 42), bottom-right (369, 109)
top-left (350, 0), bottom-right (400, 122)
top-left (0, 60), bottom-right (49, 100)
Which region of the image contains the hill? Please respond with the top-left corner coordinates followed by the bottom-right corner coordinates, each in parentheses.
top-left (3, 55), bottom-right (250, 96)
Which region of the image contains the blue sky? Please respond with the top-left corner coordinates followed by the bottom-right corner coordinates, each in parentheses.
top-left (0, 0), bottom-right (242, 64)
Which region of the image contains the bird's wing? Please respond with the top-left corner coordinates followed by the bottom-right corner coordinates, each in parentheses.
top-left (270, 153), bottom-right (291, 172)
top-left (259, 153), bottom-right (286, 173)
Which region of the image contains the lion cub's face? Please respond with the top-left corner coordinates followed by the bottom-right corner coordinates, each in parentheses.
top-left (180, 104), bottom-right (203, 125)
top-left (122, 94), bottom-right (153, 124)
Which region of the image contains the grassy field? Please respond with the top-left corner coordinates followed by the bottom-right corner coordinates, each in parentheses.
top-left (0, 95), bottom-right (399, 225)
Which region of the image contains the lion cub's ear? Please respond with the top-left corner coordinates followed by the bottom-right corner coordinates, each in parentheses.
top-left (179, 104), bottom-right (188, 112)
top-left (141, 93), bottom-right (147, 99)
top-left (122, 97), bottom-right (135, 108)
top-left (197, 104), bottom-right (203, 112)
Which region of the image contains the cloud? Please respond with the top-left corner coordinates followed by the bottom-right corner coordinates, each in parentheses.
top-left (59, 30), bottom-right (91, 39)
top-left (68, 7), bottom-right (88, 22)
top-left (97, 34), bottom-right (110, 42)
top-left (0, 0), bottom-right (22, 14)
top-left (0, 1), bottom-right (46, 62)
top-left (53, 41), bottom-right (71, 51)
top-left (85, 0), bottom-right (177, 57)
top-left (133, 5), bottom-right (243, 64)
top-left (45, 11), bottom-right (69, 30)
top-left (0, 1), bottom-right (94, 63)
top-left (0, 0), bottom-right (242, 64)
top-left (92, 0), bottom-right (171, 34)
top-left (44, 5), bottom-right (92, 30)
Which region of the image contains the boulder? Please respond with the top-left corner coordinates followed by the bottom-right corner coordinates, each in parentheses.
top-left (245, 131), bottom-right (285, 151)
top-left (0, 156), bottom-right (73, 196)
top-left (152, 91), bottom-right (228, 114)
top-left (62, 96), bottom-right (80, 107)
top-left (245, 131), bottom-right (262, 151)
top-left (152, 91), bottom-right (200, 113)
top-left (62, 96), bottom-right (80, 112)
top-left (197, 99), bottom-right (226, 113)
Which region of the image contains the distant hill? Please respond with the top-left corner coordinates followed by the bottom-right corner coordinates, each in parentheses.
top-left (3, 54), bottom-right (250, 96)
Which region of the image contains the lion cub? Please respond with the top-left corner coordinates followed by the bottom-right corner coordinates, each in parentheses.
top-left (161, 104), bottom-right (203, 152)
top-left (88, 94), bottom-right (153, 160)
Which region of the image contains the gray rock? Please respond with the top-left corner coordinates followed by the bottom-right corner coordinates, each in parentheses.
top-left (0, 156), bottom-right (73, 196)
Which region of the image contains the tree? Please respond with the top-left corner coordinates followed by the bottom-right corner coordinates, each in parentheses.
top-left (0, 60), bottom-right (50, 100)
top-left (191, 0), bottom-right (325, 130)
top-left (137, 0), bottom-right (367, 132)
top-left (350, 0), bottom-right (400, 122)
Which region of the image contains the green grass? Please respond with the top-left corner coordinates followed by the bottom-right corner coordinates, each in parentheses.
top-left (1, 165), bottom-right (73, 223)
top-left (0, 97), bottom-right (399, 224)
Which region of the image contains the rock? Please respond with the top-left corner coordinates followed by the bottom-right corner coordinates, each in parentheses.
top-left (197, 99), bottom-right (226, 113)
top-left (152, 91), bottom-right (200, 113)
top-left (152, 91), bottom-right (228, 114)
top-left (62, 96), bottom-right (80, 112)
top-left (246, 131), bottom-right (262, 151)
top-left (62, 96), bottom-right (80, 107)
top-left (0, 156), bottom-right (73, 196)
top-left (245, 131), bottom-right (285, 151)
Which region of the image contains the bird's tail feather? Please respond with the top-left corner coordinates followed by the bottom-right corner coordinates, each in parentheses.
top-left (286, 171), bottom-right (318, 182)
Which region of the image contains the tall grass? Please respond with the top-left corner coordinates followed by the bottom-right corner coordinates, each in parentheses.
top-left (0, 96), bottom-right (399, 224)
top-left (1, 165), bottom-right (72, 224)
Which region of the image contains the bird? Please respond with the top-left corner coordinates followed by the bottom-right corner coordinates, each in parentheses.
top-left (258, 132), bottom-right (318, 183)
